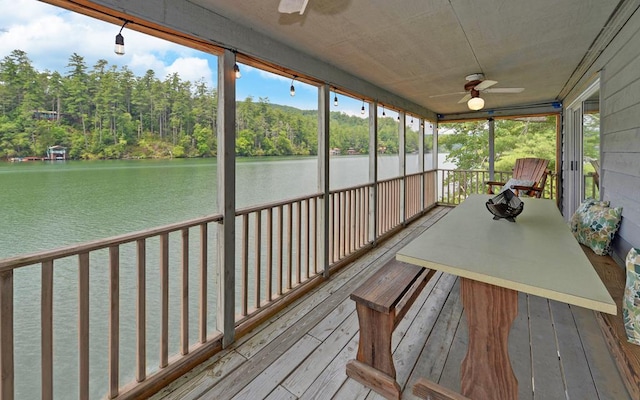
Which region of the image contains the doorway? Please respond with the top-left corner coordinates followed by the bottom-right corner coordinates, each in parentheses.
top-left (564, 78), bottom-right (601, 220)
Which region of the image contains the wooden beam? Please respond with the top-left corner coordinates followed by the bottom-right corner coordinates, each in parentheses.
top-left (318, 84), bottom-right (330, 277)
top-left (217, 49), bottom-right (237, 348)
top-left (368, 102), bottom-right (378, 243)
top-left (0, 271), bottom-right (14, 400)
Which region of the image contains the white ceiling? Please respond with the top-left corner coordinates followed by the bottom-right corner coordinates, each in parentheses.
top-left (188, 0), bottom-right (619, 115)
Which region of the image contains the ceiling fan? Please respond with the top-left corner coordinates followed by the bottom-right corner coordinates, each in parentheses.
top-left (278, 0), bottom-right (310, 15)
top-left (432, 73), bottom-right (524, 111)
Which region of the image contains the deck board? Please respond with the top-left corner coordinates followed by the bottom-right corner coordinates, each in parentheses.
top-left (528, 294), bottom-right (565, 399)
top-left (152, 206), bottom-right (632, 400)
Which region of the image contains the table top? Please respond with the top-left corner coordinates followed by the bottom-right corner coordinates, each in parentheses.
top-left (396, 195), bottom-right (616, 314)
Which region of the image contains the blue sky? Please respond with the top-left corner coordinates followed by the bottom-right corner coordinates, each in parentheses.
top-left (0, 0), bottom-right (424, 126)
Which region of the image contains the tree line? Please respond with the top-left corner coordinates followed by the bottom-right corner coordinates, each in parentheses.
top-left (0, 50), bottom-right (420, 160)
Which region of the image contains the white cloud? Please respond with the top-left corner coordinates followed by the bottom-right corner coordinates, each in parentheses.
top-left (164, 57), bottom-right (214, 86)
top-left (0, 0), bottom-right (216, 87)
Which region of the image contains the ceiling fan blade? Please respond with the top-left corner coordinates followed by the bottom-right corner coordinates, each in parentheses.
top-left (428, 91), bottom-right (466, 98)
top-left (474, 80), bottom-right (498, 90)
top-left (484, 87), bottom-right (525, 93)
top-left (457, 94), bottom-right (471, 104)
top-left (278, 0), bottom-right (310, 14)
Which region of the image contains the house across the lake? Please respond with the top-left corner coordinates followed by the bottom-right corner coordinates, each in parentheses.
top-left (46, 145), bottom-right (67, 161)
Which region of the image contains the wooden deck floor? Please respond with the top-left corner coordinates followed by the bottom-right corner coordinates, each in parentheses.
top-left (151, 207), bottom-right (631, 400)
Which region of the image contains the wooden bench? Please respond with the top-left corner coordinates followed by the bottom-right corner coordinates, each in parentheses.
top-left (582, 245), bottom-right (640, 400)
top-left (346, 259), bottom-right (435, 400)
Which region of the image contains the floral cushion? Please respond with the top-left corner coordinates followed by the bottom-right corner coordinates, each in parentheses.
top-left (570, 198), bottom-right (610, 234)
top-left (499, 178), bottom-right (535, 194)
top-left (623, 247), bottom-right (640, 345)
top-left (572, 202), bottom-right (622, 255)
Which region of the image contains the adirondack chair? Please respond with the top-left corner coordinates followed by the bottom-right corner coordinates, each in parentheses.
top-left (486, 158), bottom-right (550, 198)
top-left (590, 158), bottom-right (600, 189)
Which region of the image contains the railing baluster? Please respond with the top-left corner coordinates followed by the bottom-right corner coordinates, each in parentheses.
top-left (313, 197), bottom-right (318, 274)
top-left (41, 260), bottom-right (53, 400)
top-left (241, 215), bottom-right (249, 316)
top-left (296, 202), bottom-right (301, 284)
top-left (199, 226), bottom-right (207, 343)
top-left (305, 199), bottom-right (310, 279)
top-left (109, 246), bottom-right (120, 398)
top-left (277, 205), bottom-right (283, 296)
top-left (136, 239), bottom-right (146, 381)
top-left (287, 203), bottom-right (293, 290)
top-left (346, 191), bottom-right (351, 254)
top-left (181, 229), bottom-right (189, 355)
top-left (159, 233), bottom-right (169, 368)
top-left (0, 270), bottom-right (14, 400)
top-left (254, 211), bottom-right (262, 308)
top-left (266, 209), bottom-right (273, 302)
top-left (78, 252), bottom-right (89, 400)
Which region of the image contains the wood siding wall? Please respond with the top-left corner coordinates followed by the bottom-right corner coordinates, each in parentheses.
top-left (567, 6), bottom-right (640, 261)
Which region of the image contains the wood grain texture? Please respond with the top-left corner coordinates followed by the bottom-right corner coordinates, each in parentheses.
top-left (346, 360), bottom-right (401, 400)
top-left (413, 378), bottom-right (469, 400)
top-left (584, 245), bottom-right (640, 400)
top-left (460, 278), bottom-right (518, 400)
top-left (0, 271), bottom-right (14, 400)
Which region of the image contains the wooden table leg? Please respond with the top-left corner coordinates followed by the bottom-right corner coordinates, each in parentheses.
top-left (460, 278), bottom-right (518, 400)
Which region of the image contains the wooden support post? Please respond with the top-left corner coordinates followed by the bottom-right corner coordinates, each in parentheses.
top-left (318, 84), bottom-right (330, 277)
top-left (460, 278), bottom-right (518, 400)
top-left (398, 111), bottom-right (406, 224)
top-left (217, 48), bottom-right (236, 348)
top-left (0, 271), bottom-right (14, 400)
top-left (368, 102), bottom-right (378, 242)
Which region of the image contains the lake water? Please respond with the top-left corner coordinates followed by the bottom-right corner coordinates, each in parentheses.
top-left (0, 153), bottom-right (452, 399)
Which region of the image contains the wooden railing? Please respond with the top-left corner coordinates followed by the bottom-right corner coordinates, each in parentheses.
top-left (0, 214), bottom-right (224, 400)
top-left (0, 170), bottom-right (440, 400)
top-left (437, 169), bottom-right (560, 205)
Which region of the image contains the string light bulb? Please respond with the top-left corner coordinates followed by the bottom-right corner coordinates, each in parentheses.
top-left (114, 20), bottom-right (128, 55)
top-left (360, 100), bottom-right (365, 115)
top-left (234, 63), bottom-right (241, 79)
top-left (290, 76), bottom-right (296, 97)
top-left (382, 105), bottom-right (386, 117)
top-left (334, 93), bottom-right (338, 106)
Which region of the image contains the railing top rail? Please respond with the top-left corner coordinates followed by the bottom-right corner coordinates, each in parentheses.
top-left (0, 213), bottom-right (223, 272)
top-left (235, 192), bottom-right (323, 216)
top-left (329, 182), bottom-right (373, 195)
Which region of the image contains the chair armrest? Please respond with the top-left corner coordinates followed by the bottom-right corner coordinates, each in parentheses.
top-left (485, 180), bottom-right (506, 195)
top-left (511, 185), bottom-right (541, 192)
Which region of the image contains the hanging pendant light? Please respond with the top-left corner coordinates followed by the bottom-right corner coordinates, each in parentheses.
top-left (360, 99), bottom-right (365, 115)
top-left (290, 76), bottom-right (296, 96)
top-left (467, 89), bottom-right (485, 110)
top-left (334, 91), bottom-right (338, 106)
top-left (234, 63), bottom-right (241, 79)
top-left (382, 105), bottom-right (386, 117)
top-left (114, 20), bottom-right (129, 55)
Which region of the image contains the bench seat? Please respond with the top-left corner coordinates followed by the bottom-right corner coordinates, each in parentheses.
top-left (582, 245), bottom-right (640, 400)
top-left (346, 259), bottom-right (434, 400)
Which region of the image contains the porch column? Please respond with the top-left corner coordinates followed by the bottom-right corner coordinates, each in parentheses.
top-left (398, 113), bottom-right (406, 224)
top-left (431, 121), bottom-right (438, 205)
top-left (488, 117), bottom-right (495, 181)
top-left (217, 49), bottom-right (236, 348)
top-left (318, 84), bottom-right (330, 278)
top-left (418, 119), bottom-right (425, 210)
top-left (368, 101), bottom-right (378, 244)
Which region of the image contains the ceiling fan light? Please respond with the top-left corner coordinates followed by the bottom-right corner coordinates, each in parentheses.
top-left (467, 96), bottom-right (485, 111)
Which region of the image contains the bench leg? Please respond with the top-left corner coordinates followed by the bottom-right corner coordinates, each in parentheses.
top-left (346, 303), bottom-right (400, 399)
top-left (354, 303), bottom-right (396, 376)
